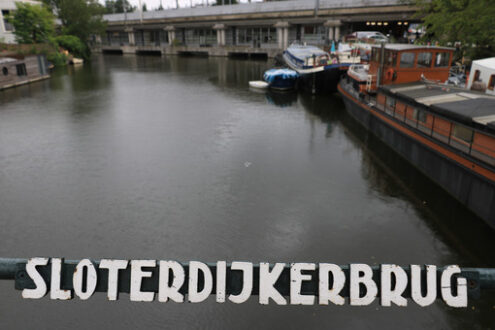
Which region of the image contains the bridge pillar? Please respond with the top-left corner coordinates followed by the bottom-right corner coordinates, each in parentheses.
top-left (324, 19), bottom-right (342, 42)
top-left (165, 26), bottom-right (176, 45)
top-left (274, 21), bottom-right (289, 50)
top-left (125, 27), bottom-right (135, 46)
top-left (213, 24), bottom-right (226, 46)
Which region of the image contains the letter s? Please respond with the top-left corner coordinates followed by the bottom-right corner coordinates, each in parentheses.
top-left (22, 257), bottom-right (49, 299)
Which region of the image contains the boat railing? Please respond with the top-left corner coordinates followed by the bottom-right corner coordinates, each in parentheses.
top-left (366, 74), bottom-right (376, 92)
top-left (348, 64), bottom-right (370, 81)
top-left (375, 93), bottom-right (495, 167)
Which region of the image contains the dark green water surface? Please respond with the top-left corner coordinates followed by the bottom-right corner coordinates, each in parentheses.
top-left (0, 55), bottom-right (494, 329)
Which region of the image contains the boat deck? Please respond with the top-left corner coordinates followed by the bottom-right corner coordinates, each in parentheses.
top-left (380, 82), bottom-right (495, 132)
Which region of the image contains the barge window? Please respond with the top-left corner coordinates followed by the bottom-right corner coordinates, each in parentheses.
top-left (385, 50), bottom-right (397, 67)
top-left (16, 64), bottom-right (27, 76)
top-left (413, 109), bottom-right (427, 123)
top-left (399, 52), bottom-right (415, 68)
top-left (488, 75), bottom-right (495, 90)
top-left (435, 52), bottom-right (451, 67)
top-left (417, 52), bottom-right (432, 68)
top-left (372, 48), bottom-right (380, 63)
top-left (385, 97), bottom-right (395, 109)
top-left (452, 124), bottom-right (473, 143)
top-left (2, 67), bottom-right (7, 76)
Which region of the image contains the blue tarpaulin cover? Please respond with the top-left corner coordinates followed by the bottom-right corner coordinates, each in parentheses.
top-left (263, 69), bottom-right (299, 83)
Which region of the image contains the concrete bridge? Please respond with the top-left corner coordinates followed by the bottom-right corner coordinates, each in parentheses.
top-left (95, 0), bottom-right (418, 58)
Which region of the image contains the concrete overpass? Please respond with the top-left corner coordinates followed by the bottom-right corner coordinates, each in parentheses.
top-left (95, 0), bottom-right (418, 58)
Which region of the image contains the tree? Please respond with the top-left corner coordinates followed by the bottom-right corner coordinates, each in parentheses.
top-left (142, 3), bottom-right (147, 12)
top-left (55, 35), bottom-right (88, 58)
top-left (410, 0), bottom-right (495, 60)
top-left (43, 0), bottom-right (106, 43)
top-left (104, 0), bottom-right (135, 14)
top-left (8, 3), bottom-right (55, 44)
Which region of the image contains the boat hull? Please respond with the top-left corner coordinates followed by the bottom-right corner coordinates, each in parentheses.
top-left (338, 82), bottom-right (495, 229)
top-left (268, 76), bottom-right (297, 91)
top-left (282, 50), bottom-right (344, 94)
top-left (298, 67), bottom-right (342, 94)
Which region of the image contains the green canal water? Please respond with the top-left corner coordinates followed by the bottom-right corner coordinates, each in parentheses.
top-left (0, 55), bottom-right (494, 329)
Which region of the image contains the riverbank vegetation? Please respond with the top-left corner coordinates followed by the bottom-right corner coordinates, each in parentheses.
top-left (104, 0), bottom-right (135, 14)
top-left (408, 0), bottom-right (495, 60)
top-left (5, 1), bottom-right (105, 66)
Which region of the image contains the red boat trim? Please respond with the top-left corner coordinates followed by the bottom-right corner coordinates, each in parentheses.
top-left (338, 84), bottom-right (495, 183)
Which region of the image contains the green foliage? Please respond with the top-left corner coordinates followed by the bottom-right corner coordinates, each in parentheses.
top-left (47, 51), bottom-right (68, 67)
top-left (8, 3), bottom-right (55, 44)
top-left (43, 0), bottom-right (106, 43)
top-left (104, 0), bottom-right (135, 14)
top-left (55, 35), bottom-right (89, 59)
top-left (171, 38), bottom-right (182, 46)
top-left (411, 0), bottom-right (495, 60)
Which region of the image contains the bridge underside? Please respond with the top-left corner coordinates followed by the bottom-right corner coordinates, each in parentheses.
top-left (94, 4), bottom-right (419, 58)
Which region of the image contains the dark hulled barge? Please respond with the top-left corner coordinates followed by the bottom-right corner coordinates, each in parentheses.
top-left (338, 44), bottom-right (495, 228)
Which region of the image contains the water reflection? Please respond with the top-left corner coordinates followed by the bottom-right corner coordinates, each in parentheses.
top-left (321, 98), bottom-right (495, 266)
top-left (265, 90), bottom-right (298, 107)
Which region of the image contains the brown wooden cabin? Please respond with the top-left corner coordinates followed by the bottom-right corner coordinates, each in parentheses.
top-left (348, 44), bottom-right (455, 94)
top-left (0, 55), bottom-right (50, 91)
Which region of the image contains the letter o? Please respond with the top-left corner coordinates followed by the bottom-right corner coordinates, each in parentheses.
top-left (73, 259), bottom-right (98, 300)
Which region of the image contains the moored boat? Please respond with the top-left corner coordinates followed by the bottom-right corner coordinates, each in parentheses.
top-left (338, 44), bottom-right (495, 229)
top-left (263, 68), bottom-right (298, 91)
top-left (283, 43), bottom-right (344, 94)
top-left (249, 80), bottom-right (269, 89)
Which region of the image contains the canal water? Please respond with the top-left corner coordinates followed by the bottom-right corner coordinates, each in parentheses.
top-left (0, 55), bottom-right (494, 329)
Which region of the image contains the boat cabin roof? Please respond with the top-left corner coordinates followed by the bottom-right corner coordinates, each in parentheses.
top-left (472, 57), bottom-right (495, 70)
top-left (286, 45), bottom-right (328, 59)
top-left (0, 57), bottom-right (17, 64)
top-left (371, 44), bottom-right (454, 52)
top-left (380, 82), bottom-right (495, 130)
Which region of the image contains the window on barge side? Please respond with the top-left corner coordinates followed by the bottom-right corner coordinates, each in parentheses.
top-left (399, 52), bottom-right (416, 68)
top-left (385, 50), bottom-right (397, 67)
top-left (16, 64), bottom-right (27, 76)
top-left (435, 52), bottom-right (451, 67)
top-left (417, 52), bottom-right (433, 68)
top-left (413, 108), bottom-right (427, 123)
top-left (452, 124), bottom-right (473, 144)
top-left (385, 96), bottom-right (395, 115)
top-left (372, 48), bottom-right (380, 63)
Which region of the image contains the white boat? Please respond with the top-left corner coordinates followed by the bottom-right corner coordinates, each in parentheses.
top-left (249, 80), bottom-right (269, 89)
top-left (70, 58), bottom-right (84, 65)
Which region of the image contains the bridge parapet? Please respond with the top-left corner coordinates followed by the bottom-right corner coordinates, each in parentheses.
top-left (104, 0), bottom-right (411, 24)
